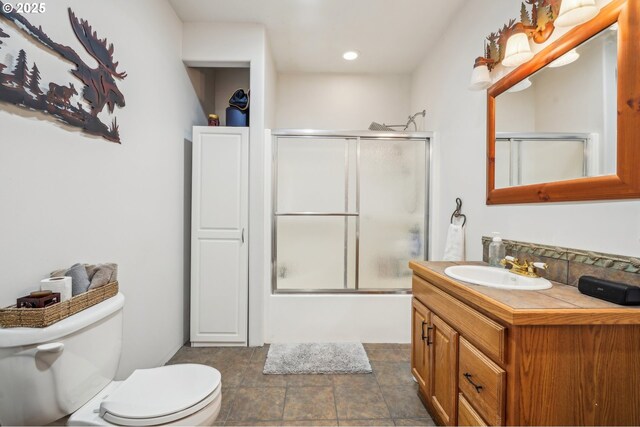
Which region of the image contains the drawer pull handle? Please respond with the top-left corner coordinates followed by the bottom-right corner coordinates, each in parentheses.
top-left (463, 373), bottom-right (483, 393)
top-left (421, 321), bottom-right (427, 340)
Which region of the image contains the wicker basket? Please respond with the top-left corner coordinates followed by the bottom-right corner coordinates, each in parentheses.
top-left (0, 281), bottom-right (119, 328)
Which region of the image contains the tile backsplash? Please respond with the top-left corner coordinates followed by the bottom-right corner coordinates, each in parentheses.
top-left (481, 237), bottom-right (640, 287)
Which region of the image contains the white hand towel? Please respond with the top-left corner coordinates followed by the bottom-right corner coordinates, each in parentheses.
top-left (443, 221), bottom-right (465, 261)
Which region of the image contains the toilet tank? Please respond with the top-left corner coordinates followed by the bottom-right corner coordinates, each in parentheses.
top-left (0, 293), bottom-right (125, 426)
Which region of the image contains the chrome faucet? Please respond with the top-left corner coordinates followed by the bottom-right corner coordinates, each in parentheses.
top-left (500, 256), bottom-right (548, 278)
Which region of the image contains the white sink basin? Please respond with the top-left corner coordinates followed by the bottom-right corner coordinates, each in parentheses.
top-left (444, 265), bottom-right (552, 290)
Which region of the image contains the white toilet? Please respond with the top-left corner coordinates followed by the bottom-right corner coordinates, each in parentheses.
top-left (0, 293), bottom-right (222, 426)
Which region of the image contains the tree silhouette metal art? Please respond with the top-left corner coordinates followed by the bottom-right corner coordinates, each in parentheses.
top-left (0, 2), bottom-right (126, 143)
top-left (479, 0), bottom-right (562, 71)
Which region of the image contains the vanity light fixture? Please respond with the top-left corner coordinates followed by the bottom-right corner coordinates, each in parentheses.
top-left (548, 48), bottom-right (580, 67)
top-left (469, 57), bottom-right (493, 90)
top-left (502, 23), bottom-right (535, 68)
top-left (506, 77), bottom-right (532, 93)
top-left (342, 50), bottom-right (359, 61)
top-left (469, 0), bottom-right (600, 90)
top-left (555, 0), bottom-right (599, 27)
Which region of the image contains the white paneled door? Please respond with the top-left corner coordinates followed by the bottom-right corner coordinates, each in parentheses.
top-left (191, 127), bottom-right (249, 345)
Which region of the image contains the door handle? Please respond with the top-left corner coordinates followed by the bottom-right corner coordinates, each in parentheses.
top-left (421, 321), bottom-right (433, 346)
top-left (241, 228), bottom-right (245, 244)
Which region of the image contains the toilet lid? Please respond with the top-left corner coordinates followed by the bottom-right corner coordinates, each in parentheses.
top-left (100, 364), bottom-right (221, 426)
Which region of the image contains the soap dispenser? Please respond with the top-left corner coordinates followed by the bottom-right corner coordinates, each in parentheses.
top-left (488, 232), bottom-right (506, 267)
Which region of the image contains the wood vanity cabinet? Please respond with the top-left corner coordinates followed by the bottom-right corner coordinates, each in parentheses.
top-left (410, 261), bottom-right (640, 426)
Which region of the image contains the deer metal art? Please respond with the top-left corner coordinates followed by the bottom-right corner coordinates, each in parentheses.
top-left (47, 83), bottom-right (78, 108)
top-left (0, 2), bottom-right (126, 143)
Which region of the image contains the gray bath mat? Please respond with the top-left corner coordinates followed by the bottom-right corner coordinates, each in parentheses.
top-left (263, 343), bottom-right (372, 374)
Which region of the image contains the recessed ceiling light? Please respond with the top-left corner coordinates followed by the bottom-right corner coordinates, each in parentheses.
top-left (343, 51), bottom-right (359, 61)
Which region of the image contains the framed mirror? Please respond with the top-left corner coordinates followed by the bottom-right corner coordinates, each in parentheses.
top-left (487, 0), bottom-right (640, 204)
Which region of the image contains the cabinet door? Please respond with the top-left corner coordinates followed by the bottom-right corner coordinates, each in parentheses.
top-left (430, 313), bottom-right (459, 426)
top-left (458, 393), bottom-right (488, 427)
top-left (411, 298), bottom-right (431, 390)
top-left (191, 127), bottom-right (249, 345)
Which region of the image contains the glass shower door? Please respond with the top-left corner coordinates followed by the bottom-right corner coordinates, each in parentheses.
top-left (275, 138), bottom-right (357, 290)
top-left (358, 139), bottom-right (426, 290)
top-left (273, 133), bottom-right (428, 293)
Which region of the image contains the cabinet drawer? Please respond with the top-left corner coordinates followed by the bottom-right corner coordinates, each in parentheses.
top-left (459, 338), bottom-right (505, 426)
top-left (413, 275), bottom-right (506, 362)
top-left (458, 393), bottom-right (488, 427)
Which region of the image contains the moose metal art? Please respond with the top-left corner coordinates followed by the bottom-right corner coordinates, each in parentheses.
top-left (0, 2), bottom-right (126, 143)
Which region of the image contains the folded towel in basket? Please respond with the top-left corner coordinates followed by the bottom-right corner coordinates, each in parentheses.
top-left (51, 262), bottom-right (118, 294)
top-left (86, 263), bottom-right (118, 289)
top-left (65, 263), bottom-right (91, 296)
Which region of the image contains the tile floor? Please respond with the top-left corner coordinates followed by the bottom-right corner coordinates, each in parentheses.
top-left (167, 343), bottom-right (434, 427)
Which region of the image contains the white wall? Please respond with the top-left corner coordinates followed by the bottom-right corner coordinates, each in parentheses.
top-left (264, 40), bottom-right (277, 130)
top-left (276, 73), bottom-right (411, 129)
top-left (182, 22), bottom-right (268, 345)
top-left (0, 0), bottom-right (204, 377)
top-left (411, 0), bottom-right (640, 260)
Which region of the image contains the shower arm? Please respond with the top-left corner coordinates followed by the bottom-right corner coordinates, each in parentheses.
top-left (383, 110), bottom-right (427, 131)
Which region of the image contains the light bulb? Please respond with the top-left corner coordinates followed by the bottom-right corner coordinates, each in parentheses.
top-left (556, 0), bottom-right (599, 27)
top-left (549, 49), bottom-right (580, 68)
top-left (507, 78), bottom-right (532, 93)
top-left (469, 64), bottom-right (492, 90)
top-left (502, 31), bottom-right (534, 67)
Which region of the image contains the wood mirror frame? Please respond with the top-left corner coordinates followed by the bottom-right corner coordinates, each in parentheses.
top-left (486, 0), bottom-right (640, 204)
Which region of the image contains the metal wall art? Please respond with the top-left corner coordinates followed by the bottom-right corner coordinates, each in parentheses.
top-left (0, 2), bottom-right (126, 143)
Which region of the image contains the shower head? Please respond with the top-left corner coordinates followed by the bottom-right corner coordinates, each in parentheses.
top-left (368, 122), bottom-right (396, 131)
top-left (405, 110), bottom-right (426, 131)
top-left (368, 110), bottom-right (426, 132)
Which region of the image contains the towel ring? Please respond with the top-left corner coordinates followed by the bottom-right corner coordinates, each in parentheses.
top-left (450, 197), bottom-right (467, 227)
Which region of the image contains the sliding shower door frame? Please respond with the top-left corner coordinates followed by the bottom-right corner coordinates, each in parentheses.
top-left (271, 130), bottom-right (431, 295)
top-left (496, 132), bottom-right (591, 187)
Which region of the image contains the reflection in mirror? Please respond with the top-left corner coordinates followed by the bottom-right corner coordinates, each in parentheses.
top-left (494, 24), bottom-right (618, 189)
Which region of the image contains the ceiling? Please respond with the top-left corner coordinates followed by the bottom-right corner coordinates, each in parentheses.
top-left (169, 0), bottom-right (466, 74)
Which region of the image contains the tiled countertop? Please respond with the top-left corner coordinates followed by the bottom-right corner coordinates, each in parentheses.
top-left (410, 261), bottom-right (640, 326)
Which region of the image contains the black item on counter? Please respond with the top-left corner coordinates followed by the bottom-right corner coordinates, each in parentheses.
top-left (578, 276), bottom-right (640, 305)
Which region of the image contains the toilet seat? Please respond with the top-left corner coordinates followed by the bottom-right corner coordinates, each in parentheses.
top-left (99, 364), bottom-right (221, 426)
